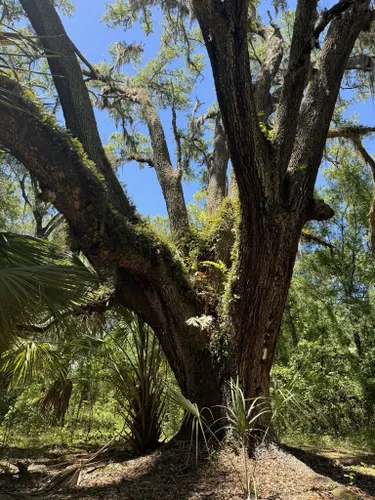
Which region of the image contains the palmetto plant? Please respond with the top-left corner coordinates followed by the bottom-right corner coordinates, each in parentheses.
top-left (1, 338), bottom-right (66, 389)
top-left (106, 310), bottom-right (168, 455)
top-left (169, 378), bottom-right (270, 498)
top-left (222, 379), bottom-right (270, 446)
top-left (0, 232), bottom-right (99, 350)
top-left (0, 231), bottom-right (174, 452)
top-left (219, 379), bottom-right (271, 499)
top-left (0, 231), bottom-right (100, 422)
top-left (166, 387), bottom-right (213, 464)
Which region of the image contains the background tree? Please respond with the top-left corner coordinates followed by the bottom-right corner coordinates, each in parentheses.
top-left (273, 142), bottom-right (375, 443)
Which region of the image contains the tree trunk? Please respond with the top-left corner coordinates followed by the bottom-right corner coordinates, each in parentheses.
top-left (1, 0), bottom-right (371, 447)
top-left (230, 213), bottom-right (304, 400)
top-left (115, 270), bottom-right (223, 410)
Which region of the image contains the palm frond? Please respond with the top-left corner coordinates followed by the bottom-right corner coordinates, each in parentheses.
top-left (0, 232), bottom-right (99, 349)
top-left (38, 379), bottom-right (73, 424)
top-left (166, 386), bottom-right (213, 463)
top-left (106, 309), bottom-right (168, 454)
top-left (1, 338), bottom-right (66, 388)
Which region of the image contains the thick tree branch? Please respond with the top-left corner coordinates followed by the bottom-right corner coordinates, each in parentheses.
top-left (328, 125), bottom-right (375, 139)
top-left (290, 0), bottom-right (371, 205)
top-left (306, 198), bottom-right (335, 222)
top-left (273, 0), bottom-right (319, 173)
top-left (126, 154), bottom-right (155, 168)
top-left (110, 84), bottom-right (190, 240)
top-left (188, 104), bottom-right (229, 215)
top-left (93, 76), bottom-right (190, 240)
top-left (346, 53), bottom-right (375, 72)
top-left (308, 53), bottom-right (375, 76)
top-left (207, 113), bottom-right (229, 216)
top-left (311, 53), bottom-right (375, 73)
top-left (314, 0), bottom-right (357, 39)
top-left (0, 75), bottom-right (121, 262)
top-left (352, 137), bottom-right (375, 177)
top-left (254, 18), bottom-right (284, 122)
top-left (171, 105), bottom-right (183, 175)
top-left (228, 167), bottom-right (238, 200)
top-left (301, 230), bottom-right (334, 249)
top-left (192, 0), bottom-right (273, 207)
top-left (19, 0), bottom-right (134, 219)
top-left (194, 109), bottom-right (218, 127)
top-left (72, 42), bottom-right (98, 80)
top-left (43, 213), bottom-right (65, 239)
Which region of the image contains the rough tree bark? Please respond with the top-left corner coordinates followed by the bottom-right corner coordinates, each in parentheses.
top-left (207, 113), bottom-right (230, 216)
top-left (0, 74), bottom-right (221, 410)
top-left (191, 0), bottom-right (372, 399)
top-left (0, 0), bottom-right (373, 432)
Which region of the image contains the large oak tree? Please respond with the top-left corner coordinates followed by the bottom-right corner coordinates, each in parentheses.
top-left (1, 0), bottom-right (375, 420)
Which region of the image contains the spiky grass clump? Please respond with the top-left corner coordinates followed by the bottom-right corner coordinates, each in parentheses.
top-left (107, 311), bottom-right (168, 455)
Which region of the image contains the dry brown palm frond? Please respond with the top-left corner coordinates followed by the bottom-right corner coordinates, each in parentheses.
top-left (39, 437), bottom-right (117, 492)
top-left (38, 378), bottom-right (73, 424)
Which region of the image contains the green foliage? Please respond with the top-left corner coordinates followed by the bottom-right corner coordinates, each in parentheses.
top-left (219, 379), bottom-right (270, 498)
top-left (0, 303), bottom-right (182, 454)
top-left (218, 379), bottom-right (270, 449)
top-left (169, 378), bottom-right (269, 497)
top-left (0, 383), bottom-right (120, 449)
top-left (273, 143), bottom-right (375, 443)
top-left (0, 232), bottom-right (98, 350)
top-left (1, 339), bottom-right (66, 389)
top-left (104, 0), bottom-right (193, 34)
top-left (0, 162), bottom-right (22, 231)
top-left (105, 310), bottom-right (172, 454)
top-left (166, 386), bottom-right (212, 464)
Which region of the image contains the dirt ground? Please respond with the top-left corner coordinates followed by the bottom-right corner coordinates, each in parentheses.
top-left (0, 442), bottom-right (374, 499)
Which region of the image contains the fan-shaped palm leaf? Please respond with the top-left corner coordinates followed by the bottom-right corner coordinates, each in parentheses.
top-left (1, 338), bottom-right (66, 388)
top-left (0, 232), bottom-right (99, 348)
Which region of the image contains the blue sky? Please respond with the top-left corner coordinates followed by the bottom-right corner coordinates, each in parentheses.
top-left (61, 1), bottom-right (375, 218)
top-left (62, 1), bottom-right (207, 218)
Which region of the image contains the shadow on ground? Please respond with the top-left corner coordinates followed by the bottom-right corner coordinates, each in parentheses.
top-left (285, 444), bottom-right (375, 498)
top-left (0, 443), bottom-right (212, 500)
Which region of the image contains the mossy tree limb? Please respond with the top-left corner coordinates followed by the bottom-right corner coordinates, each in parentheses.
top-left (0, 74), bottom-right (221, 409)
